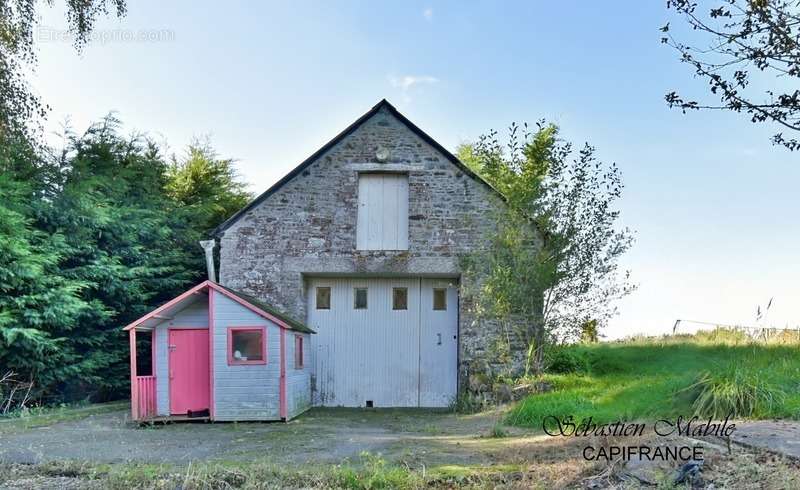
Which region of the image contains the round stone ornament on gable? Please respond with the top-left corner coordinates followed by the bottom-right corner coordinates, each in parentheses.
top-left (375, 146), bottom-right (390, 163)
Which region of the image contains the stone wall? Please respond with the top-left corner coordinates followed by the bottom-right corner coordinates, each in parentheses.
top-left (219, 105), bottom-right (532, 384)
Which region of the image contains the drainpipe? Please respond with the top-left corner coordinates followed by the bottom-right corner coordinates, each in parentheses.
top-left (199, 240), bottom-right (216, 282)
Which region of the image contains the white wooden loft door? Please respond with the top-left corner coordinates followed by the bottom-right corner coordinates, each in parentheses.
top-left (356, 173), bottom-right (409, 250)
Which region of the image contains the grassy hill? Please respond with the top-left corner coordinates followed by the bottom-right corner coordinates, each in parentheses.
top-left (508, 329), bottom-right (800, 428)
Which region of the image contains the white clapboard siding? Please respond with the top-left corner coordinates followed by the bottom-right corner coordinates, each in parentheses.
top-left (356, 174), bottom-right (409, 250)
top-left (286, 331), bottom-right (312, 418)
top-left (212, 291), bottom-right (281, 421)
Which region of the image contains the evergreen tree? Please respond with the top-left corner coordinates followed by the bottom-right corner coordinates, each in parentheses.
top-left (166, 140), bottom-right (252, 234)
top-left (0, 146), bottom-right (90, 404)
top-left (0, 115), bottom-right (252, 404)
top-left (36, 118), bottom-right (201, 399)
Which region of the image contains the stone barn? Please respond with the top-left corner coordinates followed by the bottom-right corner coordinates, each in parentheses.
top-left (211, 99), bottom-right (533, 408)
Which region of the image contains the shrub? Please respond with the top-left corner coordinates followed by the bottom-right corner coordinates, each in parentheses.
top-left (686, 363), bottom-right (786, 419)
top-left (545, 347), bottom-right (590, 374)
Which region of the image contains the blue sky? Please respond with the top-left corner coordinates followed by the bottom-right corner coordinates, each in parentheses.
top-left (31, 1), bottom-right (799, 338)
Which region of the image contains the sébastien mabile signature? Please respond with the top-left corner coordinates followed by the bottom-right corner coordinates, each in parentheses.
top-left (543, 414), bottom-right (737, 462)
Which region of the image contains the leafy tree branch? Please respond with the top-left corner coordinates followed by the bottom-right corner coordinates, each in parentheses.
top-left (663, 0), bottom-right (800, 149)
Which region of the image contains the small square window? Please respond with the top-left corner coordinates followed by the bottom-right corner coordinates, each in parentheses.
top-left (228, 327), bottom-right (266, 365)
top-left (433, 288), bottom-right (447, 311)
top-left (316, 287), bottom-right (331, 310)
top-left (392, 288), bottom-right (408, 310)
top-left (295, 335), bottom-right (304, 369)
top-left (354, 288), bottom-right (368, 309)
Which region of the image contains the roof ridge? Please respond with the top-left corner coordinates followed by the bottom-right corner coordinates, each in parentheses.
top-left (123, 280), bottom-right (315, 334)
top-left (212, 99), bottom-right (503, 236)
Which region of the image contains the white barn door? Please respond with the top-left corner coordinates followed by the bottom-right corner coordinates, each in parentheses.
top-left (419, 279), bottom-right (459, 407)
top-left (307, 277), bottom-right (457, 407)
top-left (308, 277), bottom-right (420, 407)
top-left (356, 174), bottom-right (409, 251)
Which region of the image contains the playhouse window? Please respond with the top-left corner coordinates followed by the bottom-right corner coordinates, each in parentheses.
top-left (228, 327), bottom-right (266, 365)
top-left (295, 335), bottom-right (304, 369)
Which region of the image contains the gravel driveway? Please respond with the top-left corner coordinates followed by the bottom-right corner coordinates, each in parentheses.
top-left (0, 407), bottom-right (503, 466)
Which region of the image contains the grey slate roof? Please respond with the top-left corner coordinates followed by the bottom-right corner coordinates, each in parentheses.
top-left (217, 283), bottom-right (315, 334)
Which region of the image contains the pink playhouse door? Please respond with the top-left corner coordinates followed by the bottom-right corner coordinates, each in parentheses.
top-left (168, 329), bottom-right (210, 415)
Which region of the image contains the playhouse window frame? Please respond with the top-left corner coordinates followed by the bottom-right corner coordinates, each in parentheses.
top-left (227, 326), bottom-right (267, 365)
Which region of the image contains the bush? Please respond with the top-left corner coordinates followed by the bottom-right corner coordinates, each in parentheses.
top-left (545, 347), bottom-right (590, 374)
top-left (686, 363), bottom-right (786, 419)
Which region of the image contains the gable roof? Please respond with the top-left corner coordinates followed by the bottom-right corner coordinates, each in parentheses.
top-left (123, 280), bottom-right (314, 334)
top-left (212, 99), bottom-right (502, 236)
top-left (214, 283), bottom-right (314, 333)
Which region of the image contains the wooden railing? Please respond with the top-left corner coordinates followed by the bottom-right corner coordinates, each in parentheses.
top-left (134, 376), bottom-right (157, 420)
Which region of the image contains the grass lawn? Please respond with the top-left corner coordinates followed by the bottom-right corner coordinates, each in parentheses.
top-left (508, 330), bottom-right (800, 429)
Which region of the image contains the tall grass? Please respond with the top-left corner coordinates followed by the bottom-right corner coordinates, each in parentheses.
top-left (687, 364), bottom-right (786, 419)
top-left (508, 331), bottom-right (800, 428)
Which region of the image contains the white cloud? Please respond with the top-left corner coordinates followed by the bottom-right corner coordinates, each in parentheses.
top-left (388, 75), bottom-right (439, 103)
top-left (423, 7), bottom-right (433, 22)
top-left (389, 75), bottom-right (439, 91)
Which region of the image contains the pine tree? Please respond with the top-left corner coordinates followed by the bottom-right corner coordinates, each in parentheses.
top-left (166, 140), bottom-right (252, 234)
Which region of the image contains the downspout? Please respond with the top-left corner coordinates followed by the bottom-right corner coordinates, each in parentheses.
top-left (208, 288), bottom-right (216, 420)
top-left (200, 240), bottom-right (217, 419)
top-left (199, 240), bottom-right (216, 282)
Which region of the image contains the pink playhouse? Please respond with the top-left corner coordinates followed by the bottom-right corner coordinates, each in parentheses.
top-left (124, 280), bottom-right (314, 422)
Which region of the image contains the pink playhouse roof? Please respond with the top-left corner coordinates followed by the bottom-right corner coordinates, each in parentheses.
top-left (123, 280), bottom-right (314, 333)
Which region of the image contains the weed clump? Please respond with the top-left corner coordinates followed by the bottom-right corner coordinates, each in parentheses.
top-left (686, 363), bottom-right (786, 419)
